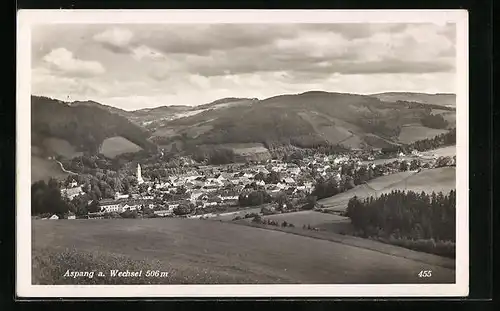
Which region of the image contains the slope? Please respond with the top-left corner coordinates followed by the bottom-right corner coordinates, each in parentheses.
top-left (370, 92), bottom-right (456, 108)
top-left (318, 167), bottom-right (456, 211)
top-left (152, 91), bottom-right (439, 151)
top-left (31, 96), bottom-right (157, 156)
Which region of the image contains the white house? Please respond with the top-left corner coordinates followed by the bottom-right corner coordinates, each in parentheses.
top-left (220, 195), bottom-right (239, 201)
top-left (99, 199), bottom-right (122, 213)
top-left (60, 186), bottom-right (84, 200)
top-left (114, 192), bottom-right (129, 200)
top-left (49, 214), bottom-right (59, 220)
top-left (154, 210), bottom-right (173, 217)
top-left (67, 214), bottom-right (76, 220)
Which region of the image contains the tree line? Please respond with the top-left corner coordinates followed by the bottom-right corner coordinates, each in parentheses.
top-left (346, 189), bottom-right (456, 257)
top-left (406, 128), bottom-right (456, 152)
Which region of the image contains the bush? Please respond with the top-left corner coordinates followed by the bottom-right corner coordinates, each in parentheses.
top-left (251, 215), bottom-right (262, 223)
top-left (120, 210), bottom-right (138, 219)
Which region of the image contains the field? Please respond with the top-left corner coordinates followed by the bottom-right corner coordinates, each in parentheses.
top-left (42, 137), bottom-right (83, 159)
top-left (261, 210), bottom-right (352, 233)
top-left (31, 155), bottom-right (69, 182)
top-left (32, 219), bottom-right (455, 284)
top-left (99, 136), bottom-right (143, 158)
top-left (421, 145), bottom-right (456, 158)
top-left (318, 167), bottom-right (456, 211)
top-left (398, 125), bottom-right (449, 144)
top-left (209, 207), bottom-right (263, 221)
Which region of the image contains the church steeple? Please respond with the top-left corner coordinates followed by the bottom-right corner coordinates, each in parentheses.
top-left (137, 163), bottom-right (144, 184)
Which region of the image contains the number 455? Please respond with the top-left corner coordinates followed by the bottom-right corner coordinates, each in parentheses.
top-left (418, 270), bottom-right (432, 278)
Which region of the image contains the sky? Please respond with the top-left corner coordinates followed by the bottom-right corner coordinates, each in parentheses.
top-left (31, 23), bottom-right (456, 110)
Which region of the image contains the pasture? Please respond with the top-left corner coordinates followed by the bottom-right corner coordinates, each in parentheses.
top-left (100, 136), bottom-right (143, 158)
top-left (398, 125), bottom-right (449, 144)
top-left (261, 210), bottom-right (352, 233)
top-left (421, 145), bottom-right (456, 158)
top-left (31, 155), bottom-right (69, 182)
top-left (32, 219), bottom-right (455, 285)
top-left (318, 167), bottom-right (456, 211)
top-left (209, 207), bottom-right (263, 221)
top-left (42, 137), bottom-right (83, 159)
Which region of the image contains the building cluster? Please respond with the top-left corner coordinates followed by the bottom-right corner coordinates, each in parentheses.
top-left (59, 148), bottom-right (455, 219)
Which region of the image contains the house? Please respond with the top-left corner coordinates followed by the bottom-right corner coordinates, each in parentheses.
top-left (259, 167), bottom-right (270, 175)
top-left (99, 199), bottom-right (122, 213)
top-left (276, 182), bottom-right (287, 190)
top-left (283, 177), bottom-right (295, 184)
top-left (67, 213), bottom-right (76, 220)
top-left (49, 214), bottom-right (59, 220)
top-left (122, 202), bottom-right (140, 211)
top-left (154, 209), bottom-right (173, 217)
top-left (220, 195), bottom-right (239, 202)
top-left (60, 186), bottom-right (84, 200)
top-left (114, 192), bottom-right (129, 200)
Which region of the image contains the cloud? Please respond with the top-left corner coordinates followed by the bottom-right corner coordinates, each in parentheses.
top-left (93, 27), bottom-right (134, 53)
top-left (131, 45), bottom-right (166, 61)
top-left (31, 23), bottom-right (458, 108)
top-left (42, 48), bottom-right (105, 77)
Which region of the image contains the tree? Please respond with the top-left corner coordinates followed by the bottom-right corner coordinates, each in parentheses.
top-left (303, 195), bottom-right (317, 210)
top-left (266, 171), bottom-right (281, 184)
top-left (88, 200), bottom-right (100, 213)
top-left (173, 204), bottom-right (193, 216)
top-left (410, 159), bottom-right (420, 171)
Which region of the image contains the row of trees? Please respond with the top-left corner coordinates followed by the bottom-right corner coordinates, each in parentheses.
top-left (406, 128), bottom-right (456, 152)
top-left (346, 190), bottom-right (456, 242)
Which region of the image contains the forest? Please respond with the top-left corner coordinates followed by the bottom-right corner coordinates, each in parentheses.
top-left (406, 128), bottom-right (456, 152)
top-left (31, 96), bottom-right (157, 154)
top-left (346, 190), bottom-right (456, 258)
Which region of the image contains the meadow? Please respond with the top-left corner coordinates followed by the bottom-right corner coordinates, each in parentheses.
top-left (318, 167), bottom-right (456, 211)
top-left (32, 218), bottom-right (455, 285)
top-left (99, 136), bottom-right (143, 158)
top-left (31, 155), bottom-right (69, 182)
top-left (260, 210), bottom-right (352, 233)
top-left (398, 125), bottom-right (449, 144)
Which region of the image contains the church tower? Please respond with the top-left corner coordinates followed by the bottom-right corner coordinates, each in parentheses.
top-left (137, 163), bottom-right (144, 184)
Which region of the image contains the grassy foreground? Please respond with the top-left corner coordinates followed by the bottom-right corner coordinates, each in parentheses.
top-left (32, 218), bottom-right (455, 285)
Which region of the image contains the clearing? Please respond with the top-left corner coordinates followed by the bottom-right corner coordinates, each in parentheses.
top-left (31, 155), bottom-right (69, 182)
top-left (42, 137), bottom-right (83, 159)
top-left (398, 125), bottom-right (449, 144)
top-left (261, 210), bottom-right (352, 233)
top-left (318, 167), bottom-right (456, 211)
top-left (100, 136), bottom-right (143, 158)
top-left (32, 219), bottom-right (455, 285)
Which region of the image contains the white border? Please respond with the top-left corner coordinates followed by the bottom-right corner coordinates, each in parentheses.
top-left (17, 9), bottom-right (469, 298)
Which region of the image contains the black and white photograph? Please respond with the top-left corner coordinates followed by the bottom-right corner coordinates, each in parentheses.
top-left (16, 10), bottom-right (469, 297)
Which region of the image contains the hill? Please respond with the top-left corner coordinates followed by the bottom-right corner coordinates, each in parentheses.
top-left (151, 91), bottom-right (453, 153)
top-left (370, 92), bottom-right (456, 108)
top-left (318, 167), bottom-right (456, 211)
top-left (33, 218), bottom-right (455, 284)
top-left (70, 100), bottom-right (132, 118)
top-left (31, 96), bottom-right (157, 156)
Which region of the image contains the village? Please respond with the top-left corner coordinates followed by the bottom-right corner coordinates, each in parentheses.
top-left (52, 147), bottom-right (456, 221)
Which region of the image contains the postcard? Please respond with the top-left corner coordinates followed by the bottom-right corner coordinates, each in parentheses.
top-left (17, 9), bottom-right (469, 298)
